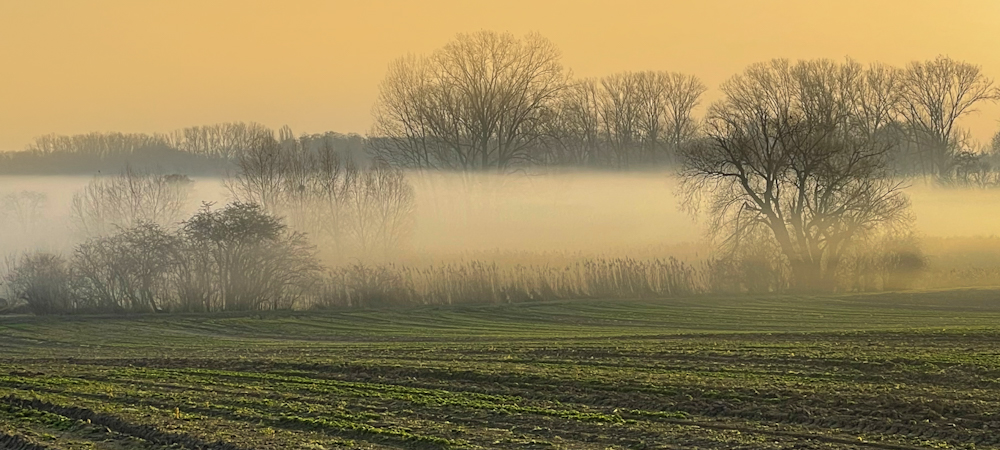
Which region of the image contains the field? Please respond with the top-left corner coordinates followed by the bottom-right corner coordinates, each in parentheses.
top-left (2, 290), bottom-right (1000, 449)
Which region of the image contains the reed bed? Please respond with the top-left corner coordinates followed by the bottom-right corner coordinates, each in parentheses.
top-left (316, 257), bottom-right (705, 308)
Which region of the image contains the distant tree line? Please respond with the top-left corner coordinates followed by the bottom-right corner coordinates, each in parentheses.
top-left (5, 32), bottom-right (999, 182)
top-left (0, 124), bottom-right (367, 176)
top-left (370, 32), bottom-right (1000, 182)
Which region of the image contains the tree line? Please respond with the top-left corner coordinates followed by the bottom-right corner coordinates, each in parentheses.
top-left (370, 31), bottom-right (1000, 181)
top-left (0, 125), bottom-right (367, 175)
top-left (7, 32), bottom-right (998, 180)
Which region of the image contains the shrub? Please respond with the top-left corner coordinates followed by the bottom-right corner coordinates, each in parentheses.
top-left (5, 253), bottom-right (76, 314)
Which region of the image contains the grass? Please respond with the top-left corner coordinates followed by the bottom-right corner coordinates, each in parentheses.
top-left (1, 289), bottom-right (1000, 449)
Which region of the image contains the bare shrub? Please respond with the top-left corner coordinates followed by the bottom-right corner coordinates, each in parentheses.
top-left (181, 202), bottom-right (321, 311)
top-left (5, 253), bottom-right (75, 315)
top-left (73, 222), bottom-right (180, 313)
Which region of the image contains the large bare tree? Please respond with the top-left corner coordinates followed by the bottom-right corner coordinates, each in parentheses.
top-left (681, 59), bottom-right (911, 291)
top-left (370, 31), bottom-right (568, 171)
top-left (900, 56), bottom-right (1000, 180)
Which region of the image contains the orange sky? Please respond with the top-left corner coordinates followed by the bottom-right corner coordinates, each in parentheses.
top-left (2, 0), bottom-right (999, 151)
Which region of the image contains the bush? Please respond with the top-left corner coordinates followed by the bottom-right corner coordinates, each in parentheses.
top-left (5, 253), bottom-right (76, 314)
top-left (73, 222), bottom-right (180, 312)
top-left (181, 202), bottom-right (321, 311)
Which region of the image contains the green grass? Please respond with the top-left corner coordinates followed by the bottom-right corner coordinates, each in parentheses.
top-left (1, 289), bottom-right (1000, 449)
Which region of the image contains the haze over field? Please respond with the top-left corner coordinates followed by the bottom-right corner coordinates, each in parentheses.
top-left (2, 173), bottom-right (999, 260)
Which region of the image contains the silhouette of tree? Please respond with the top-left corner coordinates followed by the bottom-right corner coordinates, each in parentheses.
top-left (900, 56), bottom-right (1000, 180)
top-left (370, 31), bottom-right (568, 171)
top-left (680, 59), bottom-right (911, 291)
top-left (180, 202), bottom-right (320, 311)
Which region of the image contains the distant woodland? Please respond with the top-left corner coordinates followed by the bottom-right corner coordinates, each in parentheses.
top-left (5, 33), bottom-right (1000, 185)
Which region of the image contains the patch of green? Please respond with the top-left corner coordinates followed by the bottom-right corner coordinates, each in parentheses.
top-left (1, 289), bottom-right (1000, 448)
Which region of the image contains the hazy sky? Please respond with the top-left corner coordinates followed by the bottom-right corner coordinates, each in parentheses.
top-left (2, 0), bottom-right (999, 151)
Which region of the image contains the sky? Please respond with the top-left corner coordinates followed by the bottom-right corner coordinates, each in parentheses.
top-left (1, 0), bottom-right (999, 151)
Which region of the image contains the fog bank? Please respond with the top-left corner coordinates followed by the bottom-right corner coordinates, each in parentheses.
top-left (0, 172), bottom-right (998, 264)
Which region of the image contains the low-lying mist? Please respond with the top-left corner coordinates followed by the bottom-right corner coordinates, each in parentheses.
top-left (3, 169), bottom-right (1000, 313)
top-left (1, 171), bottom-right (999, 263)
top-left (405, 171), bottom-right (702, 260)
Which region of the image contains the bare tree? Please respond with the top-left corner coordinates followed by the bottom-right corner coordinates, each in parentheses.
top-left (70, 166), bottom-right (193, 237)
top-left (0, 191), bottom-right (47, 235)
top-left (370, 31), bottom-right (569, 171)
top-left (681, 59), bottom-right (912, 291)
top-left (599, 73), bottom-right (644, 167)
top-left (341, 161), bottom-right (416, 258)
top-left (541, 72), bottom-right (705, 167)
top-left (541, 78), bottom-right (603, 166)
top-left (900, 56), bottom-right (1000, 180)
top-left (661, 72), bottom-right (708, 158)
top-left (225, 129), bottom-right (285, 211)
top-left (598, 71), bottom-right (707, 167)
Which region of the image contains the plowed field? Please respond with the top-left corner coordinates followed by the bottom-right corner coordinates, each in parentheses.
top-left (2, 289), bottom-right (1000, 449)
